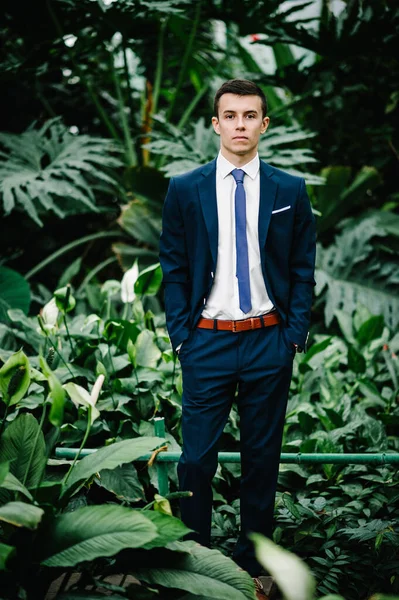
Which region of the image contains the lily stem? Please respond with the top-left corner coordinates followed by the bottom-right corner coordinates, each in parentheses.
top-left (63, 314), bottom-right (75, 360)
top-left (63, 407), bottom-right (92, 487)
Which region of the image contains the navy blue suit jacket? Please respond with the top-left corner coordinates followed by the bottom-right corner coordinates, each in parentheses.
top-left (159, 158), bottom-right (316, 353)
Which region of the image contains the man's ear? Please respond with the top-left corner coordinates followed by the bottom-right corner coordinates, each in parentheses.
top-left (212, 116), bottom-right (220, 135)
top-left (261, 116), bottom-right (270, 134)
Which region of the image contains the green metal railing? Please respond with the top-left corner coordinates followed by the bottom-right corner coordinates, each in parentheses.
top-left (55, 417), bottom-right (399, 496)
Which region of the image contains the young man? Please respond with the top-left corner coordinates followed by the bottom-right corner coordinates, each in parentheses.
top-left (159, 79), bottom-right (316, 598)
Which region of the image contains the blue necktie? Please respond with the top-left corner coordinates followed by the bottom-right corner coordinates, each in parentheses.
top-left (231, 169), bottom-right (252, 313)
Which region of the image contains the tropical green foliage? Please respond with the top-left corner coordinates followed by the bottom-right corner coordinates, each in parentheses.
top-left (212, 303), bottom-right (399, 598)
top-left (315, 212), bottom-right (399, 330)
top-left (0, 271), bottom-right (398, 598)
top-left (0, 118), bottom-right (122, 226)
top-left (0, 0), bottom-right (398, 598)
top-left (0, 346), bottom-right (256, 599)
top-left (145, 118), bottom-right (325, 185)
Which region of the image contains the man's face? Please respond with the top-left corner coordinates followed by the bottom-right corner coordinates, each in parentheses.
top-left (212, 93), bottom-right (269, 159)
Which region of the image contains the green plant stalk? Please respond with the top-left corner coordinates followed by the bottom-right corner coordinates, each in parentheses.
top-left (76, 256), bottom-right (118, 295)
top-left (86, 80), bottom-right (122, 143)
top-left (105, 296), bottom-right (111, 321)
top-left (45, 0), bottom-right (121, 144)
top-left (152, 18), bottom-right (168, 116)
top-left (166, 1), bottom-right (202, 123)
top-left (122, 38), bottom-right (136, 130)
top-left (157, 81), bottom-right (209, 171)
top-left (37, 317), bottom-right (76, 379)
top-left (25, 232), bottom-right (122, 280)
top-left (22, 400), bottom-right (47, 487)
top-left (62, 406), bottom-right (92, 487)
top-left (110, 53), bottom-right (137, 167)
top-left (142, 491), bottom-right (192, 511)
top-left (177, 82), bottom-right (209, 130)
top-left (62, 314), bottom-right (75, 360)
top-left (35, 82), bottom-right (57, 118)
top-left (107, 345), bottom-right (117, 410)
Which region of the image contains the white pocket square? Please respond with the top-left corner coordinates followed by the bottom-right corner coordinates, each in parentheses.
top-left (272, 205), bottom-right (291, 214)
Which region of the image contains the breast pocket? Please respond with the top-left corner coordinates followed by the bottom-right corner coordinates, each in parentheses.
top-left (271, 205), bottom-right (291, 216)
top-left (267, 205), bottom-right (294, 254)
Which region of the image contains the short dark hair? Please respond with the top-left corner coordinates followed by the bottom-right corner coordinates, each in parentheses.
top-left (213, 79), bottom-right (268, 118)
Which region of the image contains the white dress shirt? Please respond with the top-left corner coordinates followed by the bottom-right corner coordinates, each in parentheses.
top-left (202, 151), bottom-right (274, 320)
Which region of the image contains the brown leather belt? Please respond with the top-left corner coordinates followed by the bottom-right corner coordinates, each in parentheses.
top-left (197, 311), bottom-right (280, 333)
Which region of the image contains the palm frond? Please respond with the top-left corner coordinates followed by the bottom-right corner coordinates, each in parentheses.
top-left (0, 118), bottom-right (123, 226)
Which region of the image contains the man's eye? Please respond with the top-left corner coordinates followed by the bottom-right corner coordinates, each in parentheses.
top-left (226, 115), bottom-right (234, 119)
top-left (247, 114), bottom-right (255, 118)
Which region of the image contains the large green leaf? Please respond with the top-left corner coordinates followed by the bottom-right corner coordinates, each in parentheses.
top-left (0, 461), bottom-right (8, 485)
top-left (134, 263), bottom-right (163, 296)
top-left (6, 309), bottom-right (43, 351)
top-left (0, 348), bottom-right (31, 407)
top-left (132, 543), bottom-right (256, 599)
top-left (96, 463), bottom-right (145, 502)
top-left (41, 504), bottom-right (157, 567)
top-left (356, 315), bottom-right (384, 346)
top-left (0, 501), bottom-right (44, 529)
top-left (316, 166), bottom-right (380, 233)
top-left (61, 436), bottom-right (164, 496)
top-left (0, 471), bottom-right (33, 501)
top-left (315, 215), bottom-right (399, 330)
top-left (347, 345), bottom-right (366, 374)
top-left (0, 413), bottom-right (46, 489)
top-left (117, 199), bottom-right (162, 249)
top-left (40, 355), bottom-right (66, 428)
top-left (0, 542), bottom-right (15, 570)
top-left (0, 118), bottom-right (122, 226)
top-left (0, 266), bottom-right (31, 323)
top-left (135, 330), bottom-right (162, 368)
top-left (141, 510), bottom-right (190, 549)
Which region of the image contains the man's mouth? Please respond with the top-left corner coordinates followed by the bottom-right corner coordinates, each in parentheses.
top-left (233, 136), bottom-right (248, 140)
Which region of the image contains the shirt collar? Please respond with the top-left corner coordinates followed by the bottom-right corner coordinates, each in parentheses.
top-left (216, 151), bottom-right (260, 180)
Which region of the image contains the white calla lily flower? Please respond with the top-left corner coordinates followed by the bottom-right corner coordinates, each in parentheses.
top-left (37, 297), bottom-right (59, 335)
top-left (121, 260), bottom-right (139, 303)
top-left (63, 374), bottom-right (105, 424)
top-left (42, 298), bottom-right (59, 328)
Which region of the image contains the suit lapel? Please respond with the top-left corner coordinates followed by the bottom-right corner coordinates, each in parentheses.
top-left (198, 159), bottom-right (218, 267)
top-left (197, 158), bottom-right (278, 266)
top-left (258, 160), bottom-right (278, 250)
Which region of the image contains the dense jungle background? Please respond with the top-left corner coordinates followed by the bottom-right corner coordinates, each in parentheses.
top-left (0, 1), bottom-right (398, 599)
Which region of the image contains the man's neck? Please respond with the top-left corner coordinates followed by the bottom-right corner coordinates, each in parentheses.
top-left (219, 147), bottom-right (258, 168)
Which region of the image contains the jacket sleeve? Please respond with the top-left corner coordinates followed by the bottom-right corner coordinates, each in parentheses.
top-left (285, 178), bottom-right (317, 350)
top-left (159, 178), bottom-right (191, 352)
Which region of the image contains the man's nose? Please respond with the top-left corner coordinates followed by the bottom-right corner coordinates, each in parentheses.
top-left (236, 119), bottom-right (246, 129)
